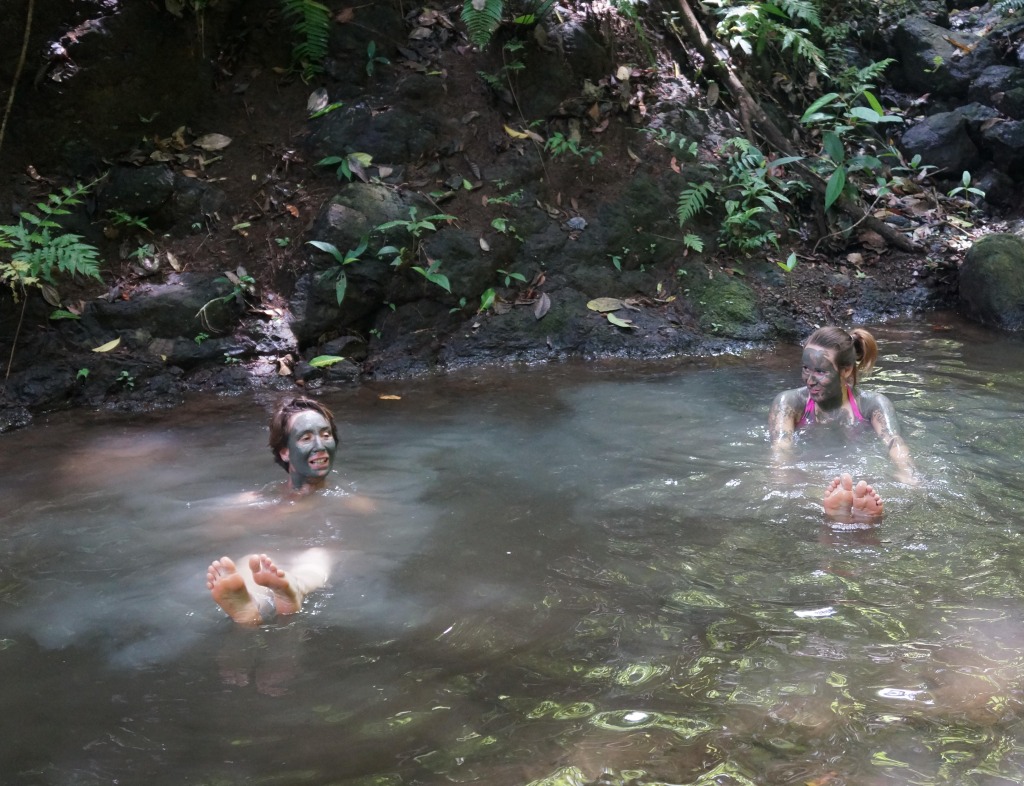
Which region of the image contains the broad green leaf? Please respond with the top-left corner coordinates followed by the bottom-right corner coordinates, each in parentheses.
top-left (800, 92), bottom-right (841, 124)
top-left (334, 271), bottom-right (347, 305)
top-left (349, 235), bottom-right (369, 259)
top-left (822, 131), bottom-right (845, 163)
top-left (824, 167), bottom-right (846, 212)
top-left (309, 355), bottom-right (346, 368)
top-left (307, 240), bottom-right (344, 265)
top-left (431, 273), bottom-right (451, 293)
top-left (850, 106), bottom-right (883, 124)
top-left (49, 309), bottom-right (81, 320)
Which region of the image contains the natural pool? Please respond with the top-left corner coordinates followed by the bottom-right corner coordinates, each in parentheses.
top-left (3, 314), bottom-right (1024, 786)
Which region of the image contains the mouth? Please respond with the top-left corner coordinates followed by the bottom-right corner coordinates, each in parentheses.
top-left (308, 453), bottom-right (330, 470)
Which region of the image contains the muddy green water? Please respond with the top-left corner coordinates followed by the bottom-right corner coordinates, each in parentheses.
top-left (2, 315), bottom-right (1024, 786)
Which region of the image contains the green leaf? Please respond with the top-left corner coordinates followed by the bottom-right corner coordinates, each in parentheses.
top-left (824, 167), bottom-right (846, 212)
top-left (430, 273), bottom-right (452, 293)
top-left (863, 89), bottom-right (885, 115)
top-left (607, 313), bottom-right (636, 329)
top-left (770, 155), bottom-right (803, 167)
top-left (334, 271), bottom-right (347, 305)
top-left (850, 106), bottom-right (883, 124)
top-left (307, 240), bottom-right (345, 265)
top-left (309, 355), bottom-right (347, 368)
top-left (847, 155), bottom-right (884, 172)
top-left (480, 287), bottom-right (496, 311)
top-left (49, 309), bottom-right (81, 320)
top-left (800, 92), bottom-right (841, 124)
top-left (682, 233), bottom-right (704, 252)
top-left (822, 131), bottom-right (845, 163)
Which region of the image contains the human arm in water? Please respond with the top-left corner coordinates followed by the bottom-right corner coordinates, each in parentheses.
top-left (858, 390), bottom-right (916, 483)
top-left (768, 388), bottom-right (807, 454)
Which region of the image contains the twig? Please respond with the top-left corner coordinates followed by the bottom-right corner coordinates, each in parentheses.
top-left (0, 0), bottom-right (34, 158)
top-left (2, 290), bottom-right (29, 392)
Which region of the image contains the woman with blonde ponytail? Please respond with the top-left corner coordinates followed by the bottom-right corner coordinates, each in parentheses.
top-left (769, 326), bottom-right (916, 519)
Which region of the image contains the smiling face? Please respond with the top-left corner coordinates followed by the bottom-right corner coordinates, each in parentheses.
top-left (801, 344), bottom-right (851, 408)
top-left (279, 410), bottom-right (337, 490)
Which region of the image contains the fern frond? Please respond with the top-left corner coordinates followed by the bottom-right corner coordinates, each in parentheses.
top-left (996, 0), bottom-right (1024, 14)
top-left (281, 0), bottom-right (331, 79)
top-left (677, 182), bottom-right (715, 226)
top-left (855, 58), bottom-right (895, 85)
top-left (773, 0), bottom-right (820, 27)
top-left (462, 0), bottom-right (504, 48)
top-left (773, 22), bottom-right (828, 75)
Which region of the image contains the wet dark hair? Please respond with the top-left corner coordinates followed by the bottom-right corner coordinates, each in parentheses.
top-left (804, 326), bottom-right (878, 386)
top-left (268, 396), bottom-right (338, 472)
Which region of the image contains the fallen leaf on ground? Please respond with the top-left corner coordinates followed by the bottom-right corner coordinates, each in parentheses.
top-left (93, 338), bottom-right (121, 352)
top-left (533, 292), bottom-right (551, 320)
top-left (607, 313), bottom-right (636, 329)
top-left (587, 297), bottom-right (625, 312)
top-left (193, 133), bottom-right (232, 151)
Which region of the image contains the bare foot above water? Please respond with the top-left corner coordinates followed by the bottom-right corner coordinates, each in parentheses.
top-left (207, 556), bottom-right (263, 626)
top-left (250, 553), bottom-right (303, 616)
top-left (823, 473), bottom-right (884, 520)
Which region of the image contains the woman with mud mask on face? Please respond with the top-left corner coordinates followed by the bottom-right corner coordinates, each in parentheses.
top-left (205, 397), bottom-right (339, 626)
top-left (768, 326), bottom-right (916, 521)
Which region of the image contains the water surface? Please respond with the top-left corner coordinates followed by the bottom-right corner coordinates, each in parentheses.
top-left (3, 315), bottom-right (1024, 786)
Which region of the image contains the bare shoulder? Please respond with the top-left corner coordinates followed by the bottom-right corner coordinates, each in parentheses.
top-left (855, 389), bottom-right (897, 415)
top-left (771, 386), bottom-right (808, 411)
top-left (769, 387), bottom-right (808, 440)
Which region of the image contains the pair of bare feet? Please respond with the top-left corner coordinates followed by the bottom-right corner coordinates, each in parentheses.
top-left (206, 553), bottom-right (305, 626)
top-left (823, 473), bottom-right (884, 519)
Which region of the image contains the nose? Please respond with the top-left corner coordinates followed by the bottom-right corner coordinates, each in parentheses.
top-left (312, 434), bottom-right (325, 450)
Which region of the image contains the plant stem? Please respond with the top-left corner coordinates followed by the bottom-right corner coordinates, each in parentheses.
top-left (0, 0), bottom-right (35, 158)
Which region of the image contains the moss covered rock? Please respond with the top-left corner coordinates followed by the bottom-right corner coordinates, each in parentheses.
top-left (960, 233), bottom-right (1024, 330)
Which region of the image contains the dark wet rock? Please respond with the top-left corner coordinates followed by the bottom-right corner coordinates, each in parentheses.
top-left (974, 167), bottom-right (1017, 208)
top-left (968, 65), bottom-right (1024, 119)
top-left (307, 75), bottom-right (460, 164)
top-left (87, 272), bottom-right (240, 337)
top-left (166, 174), bottom-right (228, 233)
top-left (0, 405), bottom-right (32, 433)
top-left (979, 119), bottom-right (1024, 178)
top-left (891, 17), bottom-right (997, 98)
top-left (99, 165), bottom-right (176, 216)
top-left (900, 111), bottom-right (980, 174)
top-left (959, 233), bottom-right (1024, 329)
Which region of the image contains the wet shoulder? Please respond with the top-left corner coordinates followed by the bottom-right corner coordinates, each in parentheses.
top-left (853, 388), bottom-right (895, 414)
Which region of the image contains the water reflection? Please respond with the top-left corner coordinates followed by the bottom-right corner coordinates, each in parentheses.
top-left (2, 316), bottom-right (1024, 784)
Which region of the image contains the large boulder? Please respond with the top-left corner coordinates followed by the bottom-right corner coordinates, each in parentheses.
top-left (900, 110), bottom-right (980, 175)
top-left (891, 17), bottom-right (997, 98)
top-left (959, 233), bottom-right (1024, 330)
